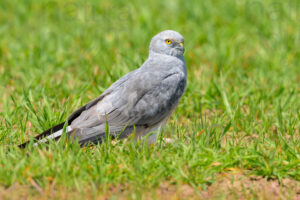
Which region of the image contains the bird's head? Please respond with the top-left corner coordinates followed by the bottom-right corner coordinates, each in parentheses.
top-left (149, 30), bottom-right (184, 57)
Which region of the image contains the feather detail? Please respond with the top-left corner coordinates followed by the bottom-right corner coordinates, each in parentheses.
top-left (33, 126), bottom-right (72, 146)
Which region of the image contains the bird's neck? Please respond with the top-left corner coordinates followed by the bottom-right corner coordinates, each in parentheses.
top-left (149, 50), bottom-right (185, 60)
top-left (143, 51), bottom-right (186, 74)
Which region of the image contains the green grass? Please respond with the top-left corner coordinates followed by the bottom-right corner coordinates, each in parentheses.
top-left (0, 0), bottom-right (299, 198)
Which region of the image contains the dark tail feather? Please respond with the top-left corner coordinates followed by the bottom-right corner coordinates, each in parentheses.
top-left (18, 122), bottom-right (66, 148)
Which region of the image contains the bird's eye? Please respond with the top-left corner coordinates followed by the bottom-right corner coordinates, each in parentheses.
top-left (165, 39), bottom-right (172, 45)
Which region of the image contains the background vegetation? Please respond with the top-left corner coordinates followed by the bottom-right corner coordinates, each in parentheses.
top-left (0, 0), bottom-right (299, 199)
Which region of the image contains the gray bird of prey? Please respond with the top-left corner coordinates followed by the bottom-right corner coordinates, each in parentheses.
top-left (19, 30), bottom-right (187, 148)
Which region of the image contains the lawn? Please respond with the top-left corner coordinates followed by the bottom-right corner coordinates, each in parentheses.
top-left (0, 0), bottom-right (299, 199)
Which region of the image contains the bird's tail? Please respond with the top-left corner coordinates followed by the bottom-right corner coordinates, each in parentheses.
top-left (18, 122), bottom-right (72, 148)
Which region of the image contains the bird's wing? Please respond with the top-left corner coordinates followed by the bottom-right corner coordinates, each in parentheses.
top-left (69, 69), bottom-right (140, 122)
top-left (18, 69), bottom-right (139, 148)
top-left (70, 70), bottom-right (186, 145)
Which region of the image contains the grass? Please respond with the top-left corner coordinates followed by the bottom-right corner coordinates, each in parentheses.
top-left (0, 0), bottom-right (299, 199)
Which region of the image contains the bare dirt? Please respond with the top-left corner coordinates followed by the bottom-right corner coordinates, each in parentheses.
top-left (199, 173), bottom-right (300, 200)
top-left (0, 174), bottom-right (299, 199)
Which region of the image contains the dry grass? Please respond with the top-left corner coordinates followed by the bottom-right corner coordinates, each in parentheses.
top-left (1, 174), bottom-right (299, 200)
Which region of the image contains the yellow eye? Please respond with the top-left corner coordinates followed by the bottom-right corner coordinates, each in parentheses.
top-left (165, 39), bottom-right (172, 45)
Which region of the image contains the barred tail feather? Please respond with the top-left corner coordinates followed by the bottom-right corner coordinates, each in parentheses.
top-left (33, 126), bottom-right (72, 146)
top-left (18, 122), bottom-right (70, 148)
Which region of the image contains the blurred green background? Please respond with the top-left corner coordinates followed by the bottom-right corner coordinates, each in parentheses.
top-left (0, 0), bottom-right (299, 198)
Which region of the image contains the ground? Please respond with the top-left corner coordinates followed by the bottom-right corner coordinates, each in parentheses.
top-left (1, 173), bottom-right (299, 199)
top-left (0, 0), bottom-right (299, 199)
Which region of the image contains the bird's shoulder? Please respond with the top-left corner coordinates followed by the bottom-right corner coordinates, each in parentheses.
top-left (68, 55), bottom-right (186, 124)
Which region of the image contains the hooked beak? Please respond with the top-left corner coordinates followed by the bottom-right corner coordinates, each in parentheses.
top-left (175, 46), bottom-right (185, 54)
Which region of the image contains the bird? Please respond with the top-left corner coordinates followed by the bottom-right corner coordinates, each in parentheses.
top-left (18, 30), bottom-right (187, 148)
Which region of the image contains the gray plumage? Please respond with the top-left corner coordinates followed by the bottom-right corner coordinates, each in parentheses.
top-left (20, 30), bottom-right (187, 147)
